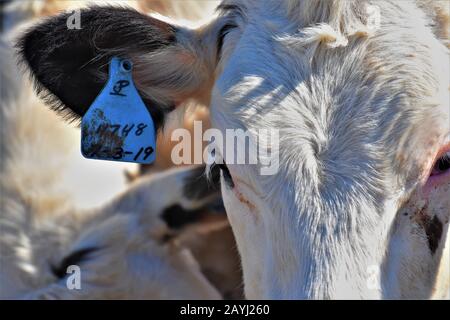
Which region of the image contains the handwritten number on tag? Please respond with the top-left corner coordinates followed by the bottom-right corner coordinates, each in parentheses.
top-left (143, 147), bottom-right (154, 160)
top-left (87, 122), bottom-right (153, 160)
top-left (82, 57), bottom-right (155, 164)
top-left (96, 124), bottom-right (107, 135)
top-left (110, 124), bottom-right (120, 135)
top-left (110, 80), bottom-right (130, 97)
top-left (110, 146), bottom-right (154, 160)
top-left (133, 147), bottom-right (154, 161)
top-left (122, 124), bottom-right (134, 137)
top-left (96, 123), bottom-right (147, 138)
top-left (89, 144), bottom-right (102, 157)
top-left (89, 146), bottom-right (153, 161)
top-left (135, 123), bottom-right (148, 136)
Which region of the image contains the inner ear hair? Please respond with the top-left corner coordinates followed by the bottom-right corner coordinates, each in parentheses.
top-left (16, 5), bottom-right (178, 128)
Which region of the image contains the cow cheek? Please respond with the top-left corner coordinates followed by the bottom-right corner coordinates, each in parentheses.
top-left (402, 178), bottom-right (450, 256)
top-left (221, 187), bottom-right (266, 298)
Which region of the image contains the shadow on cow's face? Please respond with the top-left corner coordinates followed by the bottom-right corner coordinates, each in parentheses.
top-left (17, 1), bottom-right (450, 299)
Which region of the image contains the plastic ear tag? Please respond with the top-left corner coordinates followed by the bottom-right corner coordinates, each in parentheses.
top-left (81, 57), bottom-right (156, 164)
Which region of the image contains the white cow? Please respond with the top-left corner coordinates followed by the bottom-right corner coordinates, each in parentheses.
top-left (17, 0), bottom-right (450, 299)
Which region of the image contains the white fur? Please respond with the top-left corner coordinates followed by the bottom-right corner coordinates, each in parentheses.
top-left (205, 0), bottom-right (450, 299)
top-left (11, 0), bottom-right (450, 300)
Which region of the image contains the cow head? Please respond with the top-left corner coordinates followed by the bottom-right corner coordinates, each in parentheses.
top-left (17, 0), bottom-right (450, 298)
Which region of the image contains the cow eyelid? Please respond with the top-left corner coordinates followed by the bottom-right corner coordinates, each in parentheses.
top-left (431, 151), bottom-right (450, 176)
top-left (217, 24), bottom-right (237, 57)
top-left (212, 161), bottom-right (235, 189)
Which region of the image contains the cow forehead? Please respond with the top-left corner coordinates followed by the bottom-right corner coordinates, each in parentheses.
top-left (211, 0), bottom-right (448, 195)
top-left (215, 1), bottom-right (447, 110)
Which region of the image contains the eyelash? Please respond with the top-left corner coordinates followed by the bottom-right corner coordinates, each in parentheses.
top-left (431, 151), bottom-right (450, 176)
top-left (217, 24), bottom-right (237, 55)
top-left (208, 148), bottom-right (234, 188)
top-left (214, 162), bottom-right (235, 189)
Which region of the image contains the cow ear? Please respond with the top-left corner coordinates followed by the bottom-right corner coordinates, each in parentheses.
top-left (16, 6), bottom-right (211, 129)
top-left (100, 164), bottom-right (225, 238)
top-left (102, 165), bottom-right (221, 219)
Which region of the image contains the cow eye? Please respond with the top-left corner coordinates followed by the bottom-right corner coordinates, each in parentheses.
top-left (217, 24), bottom-right (236, 56)
top-left (216, 162), bottom-right (235, 189)
top-left (431, 151), bottom-right (450, 176)
top-left (209, 149), bottom-right (234, 188)
top-left (51, 247), bottom-right (97, 279)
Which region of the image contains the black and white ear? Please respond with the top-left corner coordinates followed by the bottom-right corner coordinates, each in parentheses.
top-left (160, 165), bottom-right (226, 232)
top-left (101, 164), bottom-right (224, 233)
top-left (16, 6), bottom-right (211, 129)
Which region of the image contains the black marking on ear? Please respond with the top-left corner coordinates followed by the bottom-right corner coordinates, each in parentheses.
top-left (161, 205), bottom-right (205, 230)
top-left (183, 165), bottom-right (220, 200)
top-left (16, 6), bottom-right (177, 129)
top-left (424, 216), bottom-right (443, 254)
top-left (51, 247), bottom-right (98, 279)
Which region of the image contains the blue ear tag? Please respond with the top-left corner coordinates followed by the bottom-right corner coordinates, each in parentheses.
top-left (81, 57), bottom-right (156, 164)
